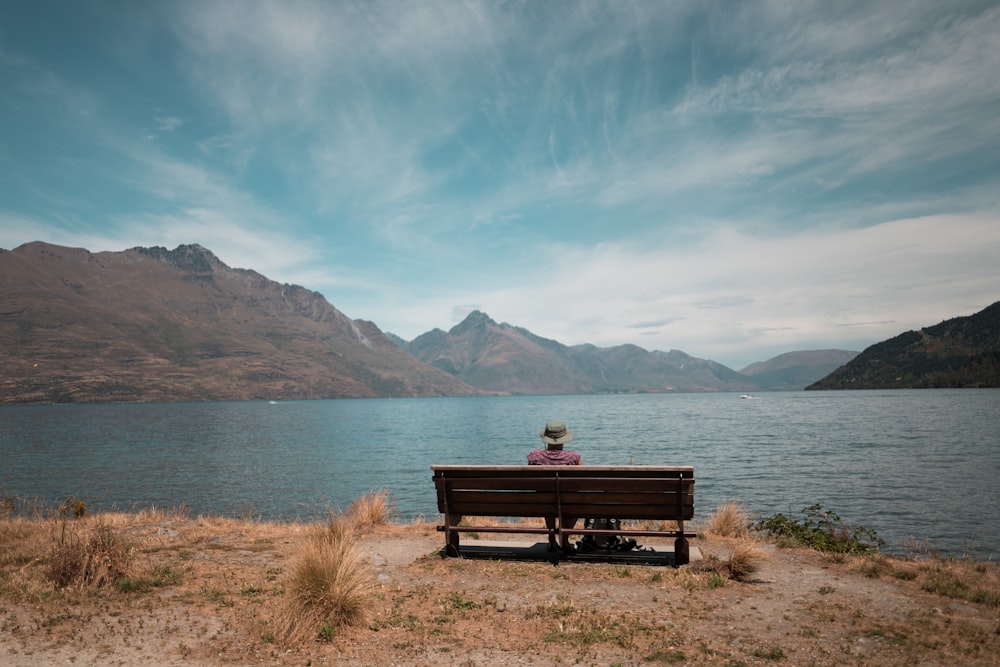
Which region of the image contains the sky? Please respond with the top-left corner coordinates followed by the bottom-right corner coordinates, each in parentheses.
top-left (2, 1), bottom-right (999, 370)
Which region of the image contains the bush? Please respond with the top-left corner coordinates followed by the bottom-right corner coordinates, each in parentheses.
top-left (756, 503), bottom-right (883, 554)
top-left (47, 521), bottom-right (133, 589)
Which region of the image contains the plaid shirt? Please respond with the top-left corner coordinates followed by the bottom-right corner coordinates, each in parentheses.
top-left (527, 448), bottom-right (581, 465)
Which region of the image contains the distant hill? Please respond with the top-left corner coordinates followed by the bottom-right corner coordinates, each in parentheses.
top-left (740, 349), bottom-right (859, 391)
top-left (806, 301), bottom-right (1000, 389)
top-left (0, 242), bottom-right (477, 404)
top-left (404, 311), bottom-right (766, 394)
top-left (405, 311), bottom-right (595, 394)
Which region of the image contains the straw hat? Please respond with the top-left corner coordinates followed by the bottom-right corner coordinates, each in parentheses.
top-left (539, 421), bottom-right (574, 445)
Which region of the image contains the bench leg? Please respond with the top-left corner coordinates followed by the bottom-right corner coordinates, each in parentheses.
top-left (445, 529), bottom-right (460, 557)
top-left (674, 535), bottom-right (690, 566)
top-left (442, 512), bottom-right (462, 557)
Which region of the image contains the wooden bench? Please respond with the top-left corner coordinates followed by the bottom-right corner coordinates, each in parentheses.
top-left (432, 465), bottom-right (695, 565)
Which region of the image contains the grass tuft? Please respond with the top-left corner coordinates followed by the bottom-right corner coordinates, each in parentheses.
top-left (752, 644), bottom-right (786, 660)
top-left (727, 539), bottom-right (762, 581)
top-left (706, 502), bottom-right (751, 538)
top-left (275, 514), bottom-right (374, 644)
top-left (344, 489), bottom-right (394, 531)
top-left (691, 539), bottom-right (762, 583)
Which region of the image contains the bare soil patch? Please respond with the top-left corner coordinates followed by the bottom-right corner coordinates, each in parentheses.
top-left (2, 514), bottom-right (997, 666)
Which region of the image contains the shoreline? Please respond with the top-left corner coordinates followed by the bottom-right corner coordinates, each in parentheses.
top-left (3, 496), bottom-right (994, 562)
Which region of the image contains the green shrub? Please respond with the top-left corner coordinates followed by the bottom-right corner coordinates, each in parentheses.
top-left (755, 504), bottom-right (883, 554)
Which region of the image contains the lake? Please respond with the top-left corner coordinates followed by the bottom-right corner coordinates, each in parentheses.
top-left (1, 390), bottom-right (997, 558)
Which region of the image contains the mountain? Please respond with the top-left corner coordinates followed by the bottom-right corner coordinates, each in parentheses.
top-left (405, 311), bottom-right (590, 394)
top-left (806, 301), bottom-right (1000, 389)
top-left (405, 311), bottom-right (762, 394)
top-left (740, 349), bottom-right (859, 391)
top-left (0, 242), bottom-right (477, 404)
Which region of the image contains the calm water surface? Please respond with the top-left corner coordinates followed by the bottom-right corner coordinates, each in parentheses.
top-left (2, 390), bottom-right (997, 558)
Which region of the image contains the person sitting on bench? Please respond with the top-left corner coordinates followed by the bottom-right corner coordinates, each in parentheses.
top-left (528, 420), bottom-right (581, 551)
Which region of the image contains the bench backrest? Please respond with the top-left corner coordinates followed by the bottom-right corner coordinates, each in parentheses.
top-left (432, 465), bottom-right (694, 522)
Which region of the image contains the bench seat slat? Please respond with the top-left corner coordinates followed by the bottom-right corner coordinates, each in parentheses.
top-left (443, 502), bottom-right (558, 517)
top-left (440, 486), bottom-right (691, 499)
top-left (437, 525), bottom-right (697, 538)
top-left (560, 505), bottom-right (694, 520)
top-left (556, 489), bottom-right (691, 502)
top-left (444, 490), bottom-right (559, 505)
top-left (442, 504), bottom-right (694, 521)
top-left (558, 479), bottom-right (692, 492)
top-left (442, 495), bottom-right (693, 513)
top-left (440, 491), bottom-right (693, 513)
top-left (437, 479), bottom-right (560, 491)
top-left (439, 478), bottom-right (690, 492)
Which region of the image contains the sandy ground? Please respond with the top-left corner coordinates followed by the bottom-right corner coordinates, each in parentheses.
top-left (1, 517), bottom-right (997, 666)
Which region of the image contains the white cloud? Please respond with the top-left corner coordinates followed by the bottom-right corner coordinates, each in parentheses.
top-left (3, 2), bottom-right (998, 372)
top-left (154, 116), bottom-right (182, 132)
top-left (365, 212), bottom-right (1000, 367)
top-left (676, 3), bottom-right (1000, 174)
top-left (0, 213), bottom-right (69, 250)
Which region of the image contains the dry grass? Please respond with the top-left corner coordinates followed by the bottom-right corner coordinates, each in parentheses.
top-left (0, 516), bottom-right (48, 568)
top-left (47, 519), bottom-right (134, 589)
top-left (2, 497), bottom-right (999, 666)
top-left (704, 501), bottom-right (752, 538)
top-left (851, 552), bottom-right (1000, 608)
top-left (0, 517), bottom-right (53, 600)
top-left (0, 515), bottom-right (134, 592)
top-left (275, 502), bottom-right (379, 644)
top-left (343, 489), bottom-right (393, 531)
top-left (726, 538), bottom-right (763, 580)
top-left (691, 537), bottom-right (763, 582)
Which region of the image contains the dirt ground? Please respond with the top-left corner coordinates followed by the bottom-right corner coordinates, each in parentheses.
top-left (1, 516), bottom-right (997, 666)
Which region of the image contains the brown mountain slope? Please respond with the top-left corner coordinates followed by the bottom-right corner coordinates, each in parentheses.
top-left (0, 242), bottom-right (476, 404)
top-left (406, 311), bottom-right (589, 394)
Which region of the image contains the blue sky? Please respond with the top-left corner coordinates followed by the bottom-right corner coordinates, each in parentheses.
top-left (2, 1), bottom-right (999, 370)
